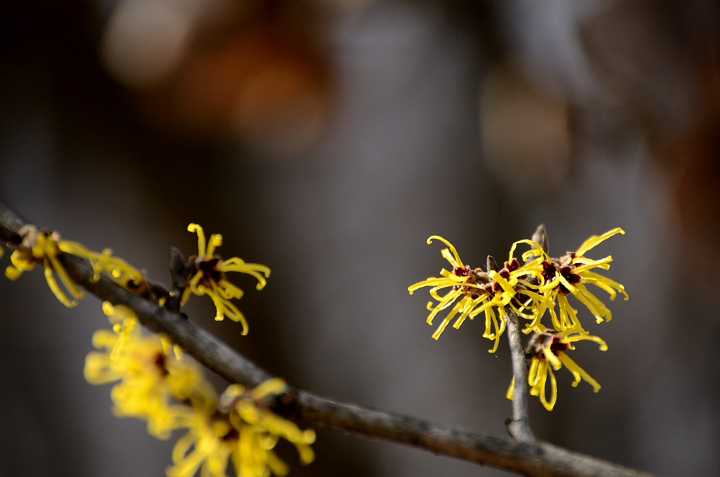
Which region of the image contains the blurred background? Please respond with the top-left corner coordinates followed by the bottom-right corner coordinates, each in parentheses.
top-left (1, 0), bottom-right (719, 476)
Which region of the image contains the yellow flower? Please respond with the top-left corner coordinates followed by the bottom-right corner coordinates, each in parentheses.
top-left (5, 225), bottom-right (84, 307)
top-left (511, 228), bottom-right (628, 332)
top-left (87, 308), bottom-right (312, 477)
top-left (99, 301), bottom-right (140, 359)
top-left (58, 240), bottom-right (153, 297)
top-left (166, 415), bottom-right (238, 477)
top-left (85, 304), bottom-right (214, 439)
top-left (85, 330), bottom-right (177, 438)
top-left (409, 236), bottom-right (544, 352)
top-left (506, 329), bottom-right (607, 411)
top-left (168, 379), bottom-right (315, 477)
top-left (3, 223), bottom-right (155, 307)
top-left (181, 224), bottom-right (270, 335)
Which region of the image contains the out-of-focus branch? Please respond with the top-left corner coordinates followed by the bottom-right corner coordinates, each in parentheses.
top-left (0, 202), bottom-right (657, 477)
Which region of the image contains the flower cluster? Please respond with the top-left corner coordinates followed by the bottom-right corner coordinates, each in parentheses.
top-left (167, 380), bottom-right (315, 477)
top-left (510, 228), bottom-right (628, 334)
top-left (2, 219), bottom-right (307, 474)
top-left (3, 224), bottom-right (153, 307)
top-left (408, 236), bottom-right (544, 352)
top-left (86, 303), bottom-right (315, 477)
top-left (3, 223), bottom-right (270, 333)
top-left (85, 303), bottom-right (215, 438)
top-left (409, 227), bottom-right (627, 410)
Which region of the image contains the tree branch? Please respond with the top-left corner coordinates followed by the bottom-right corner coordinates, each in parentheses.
top-left (0, 202), bottom-right (657, 477)
top-left (505, 308), bottom-right (535, 442)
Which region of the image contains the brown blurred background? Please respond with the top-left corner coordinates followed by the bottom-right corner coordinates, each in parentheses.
top-left (1, 0), bottom-right (719, 476)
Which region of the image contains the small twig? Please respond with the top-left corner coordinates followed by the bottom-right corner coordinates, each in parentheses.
top-left (505, 308), bottom-right (535, 442)
top-left (0, 204), bottom-right (27, 243)
top-left (0, 203), bottom-right (658, 477)
top-left (502, 222), bottom-right (550, 440)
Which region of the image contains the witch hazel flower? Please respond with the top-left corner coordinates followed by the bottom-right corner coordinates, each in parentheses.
top-left (180, 224), bottom-right (271, 335)
top-left (506, 328), bottom-right (607, 411)
top-left (5, 225), bottom-right (84, 307)
top-left (512, 228), bottom-right (628, 334)
top-left (167, 379), bottom-right (315, 477)
top-left (408, 236), bottom-right (544, 352)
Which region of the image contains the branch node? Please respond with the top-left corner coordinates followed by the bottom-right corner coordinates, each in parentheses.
top-left (167, 246), bottom-right (188, 313)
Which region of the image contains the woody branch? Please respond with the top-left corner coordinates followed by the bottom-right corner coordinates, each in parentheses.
top-left (0, 202), bottom-right (655, 477)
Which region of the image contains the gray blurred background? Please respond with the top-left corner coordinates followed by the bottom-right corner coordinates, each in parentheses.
top-left (1, 0), bottom-right (719, 476)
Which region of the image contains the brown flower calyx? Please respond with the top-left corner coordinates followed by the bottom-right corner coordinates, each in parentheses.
top-left (12, 225), bottom-right (60, 263)
top-left (187, 254), bottom-right (226, 286)
top-left (541, 254), bottom-right (582, 295)
top-left (527, 329), bottom-right (569, 359)
top-left (452, 264), bottom-right (490, 298)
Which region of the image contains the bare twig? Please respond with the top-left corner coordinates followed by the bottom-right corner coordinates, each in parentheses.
top-left (505, 308), bottom-right (535, 442)
top-left (0, 202), bottom-right (658, 477)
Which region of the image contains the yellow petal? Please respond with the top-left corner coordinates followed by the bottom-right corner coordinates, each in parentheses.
top-left (558, 353), bottom-right (601, 392)
top-left (427, 235), bottom-right (463, 267)
top-left (252, 378), bottom-right (287, 399)
top-left (576, 228), bottom-right (625, 256)
top-left (187, 223), bottom-right (207, 257)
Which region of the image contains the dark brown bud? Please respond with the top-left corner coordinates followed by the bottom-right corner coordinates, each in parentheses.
top-left (486, 255), bottom-right (498, 272)
top-left (531, 224), bottom-right (549, 255)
